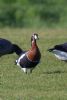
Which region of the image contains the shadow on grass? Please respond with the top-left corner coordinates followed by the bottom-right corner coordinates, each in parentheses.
top-left (43, 70), bottom-right (67, 74)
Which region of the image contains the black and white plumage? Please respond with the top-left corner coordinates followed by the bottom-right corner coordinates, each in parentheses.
top-left (48, 43), bottom-right (67, 61)
top-left (16, 33), bottom-right (41, 73)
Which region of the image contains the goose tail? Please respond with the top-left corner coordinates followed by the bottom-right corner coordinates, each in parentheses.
top-left (12, 44), bottom-right (25, 56)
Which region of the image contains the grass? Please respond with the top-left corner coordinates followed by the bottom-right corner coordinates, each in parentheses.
top-left (0, 28), bottom-right (67, 100)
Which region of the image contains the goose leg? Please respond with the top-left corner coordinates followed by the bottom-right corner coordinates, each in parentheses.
top-left (21, 68), bottom-right (27, 74)
top-left (30, 68), bottom-right (33, 73)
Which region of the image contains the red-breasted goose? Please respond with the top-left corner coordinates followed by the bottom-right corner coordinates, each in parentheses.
top-left (48, 43), bottom-right (67, 61)
top-left (0, 38), bottom-right (23, 56)
top-left (16, 33), bottom-right (41, 73)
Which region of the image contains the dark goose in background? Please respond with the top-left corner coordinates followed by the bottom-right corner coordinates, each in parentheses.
top-left (0, 38), bottom-right (23, 56)
top-left (48, 43), bottom-right (67, 61)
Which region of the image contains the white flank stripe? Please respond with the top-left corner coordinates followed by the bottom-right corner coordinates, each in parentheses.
top-left (53, 50), bottom-right (67, 60)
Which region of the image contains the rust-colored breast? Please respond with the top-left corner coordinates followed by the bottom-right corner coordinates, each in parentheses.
top-left (26, 42), bottom-right (41, 62)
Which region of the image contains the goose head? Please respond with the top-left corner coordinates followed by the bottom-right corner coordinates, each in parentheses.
top-left (31, 33), bottom-right (39, 45)
top-left (31, 33), bottom-right (39, 41)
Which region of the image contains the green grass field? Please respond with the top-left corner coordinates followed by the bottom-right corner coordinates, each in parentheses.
top-left (0, 28), bottom-right (67, 100)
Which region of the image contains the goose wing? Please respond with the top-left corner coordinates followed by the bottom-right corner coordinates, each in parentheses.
top-left (55, 43), bottom-right (67, 52)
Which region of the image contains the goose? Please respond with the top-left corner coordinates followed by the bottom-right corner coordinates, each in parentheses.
top-left (16, 33), bottom-right (41, 73)
top-left (48, 43), bottom-right (67, 61)
top-left (0, 38), bottom-right (23, 56)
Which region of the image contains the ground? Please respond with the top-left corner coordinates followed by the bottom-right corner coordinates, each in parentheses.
top-left (0, 28), bottom-right (67, 100)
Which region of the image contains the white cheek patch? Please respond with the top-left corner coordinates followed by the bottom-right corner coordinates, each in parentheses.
top-left (34, 35), bottom-right (37, 39)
